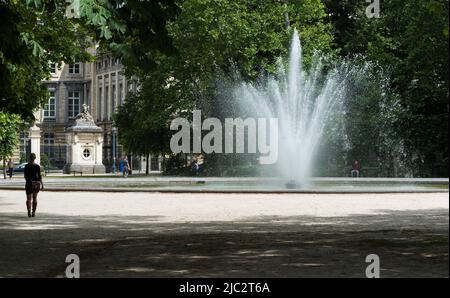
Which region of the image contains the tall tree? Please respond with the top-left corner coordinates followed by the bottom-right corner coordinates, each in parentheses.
top-left (113, 0), bottom-right (335, 166)
top-left (324, 0), bottom-right (449, 176)
top-left (0, 0), bottom-right (96, 122)
top-left (0, 112), bottom-right (21, 178)
top-left (0, 0), bottom-right (137, 123)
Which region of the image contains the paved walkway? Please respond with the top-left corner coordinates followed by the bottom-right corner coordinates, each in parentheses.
top-left (0, 190), bottom-right (448, 277)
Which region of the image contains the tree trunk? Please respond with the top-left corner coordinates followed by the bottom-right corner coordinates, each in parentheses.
top-left (146, 153), bottom-right (150, 176)
top-left (129, 154), bottom-right (133, 175)
top-left (3, 159), bottom-right (6, 179)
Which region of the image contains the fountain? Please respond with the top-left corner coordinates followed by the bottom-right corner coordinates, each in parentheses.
top-left (161, 29), bottom-right (432, 192)
top-left (234, 29), bottom-right (357, 185)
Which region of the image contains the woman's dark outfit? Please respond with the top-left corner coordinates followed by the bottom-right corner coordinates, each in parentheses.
top-left (24, 163), bottom-right (42, 194)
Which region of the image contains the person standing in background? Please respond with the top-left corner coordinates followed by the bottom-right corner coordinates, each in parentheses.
top-left (7, 158), bottom-right (13, 179)
top-left (351, 160), bottom-right (360, 178)
top-left (123, 156), bottom-right (130, 178)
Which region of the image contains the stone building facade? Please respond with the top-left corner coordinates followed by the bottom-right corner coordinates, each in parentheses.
top-left (16, 50), bottom-right (161, 172)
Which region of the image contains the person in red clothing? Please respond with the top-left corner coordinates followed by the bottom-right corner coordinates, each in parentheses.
top-left (351, 160), bottom-right (360, 178)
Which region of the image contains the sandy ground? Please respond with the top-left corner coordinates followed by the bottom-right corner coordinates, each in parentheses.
top-left (0, 190), bottom-right (448, 278)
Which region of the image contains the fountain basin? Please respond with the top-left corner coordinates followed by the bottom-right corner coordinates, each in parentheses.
top-left (0, 177), bottom-right (447, 193)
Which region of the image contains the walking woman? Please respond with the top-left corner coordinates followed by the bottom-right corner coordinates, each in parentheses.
top-left (24, 153), bottom-right (43, 217)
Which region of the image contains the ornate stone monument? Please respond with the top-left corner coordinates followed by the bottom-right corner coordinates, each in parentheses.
top-left (63, 104), bottom-right (105, 174)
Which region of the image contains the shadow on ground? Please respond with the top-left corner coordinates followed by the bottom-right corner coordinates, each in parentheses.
top-left (0, 209), bottom-right (448, 278)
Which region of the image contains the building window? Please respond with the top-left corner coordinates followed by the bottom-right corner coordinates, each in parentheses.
top-left (49, 62), bottom-right (56, 74)
top-left (43, 132), bottom-right (55, 159)
top-left (83, 148), bottom-right (91, 159)
top-left (86, 88), bottom-right (90, 107)
top-left (68, 63), bottom-right (80, 74)
top-left (68, 91), bottom-right (81, 118)
top-left (43, 90), bottom-right (56, 119)
top-left (19, 132), bottom-right (29, 157)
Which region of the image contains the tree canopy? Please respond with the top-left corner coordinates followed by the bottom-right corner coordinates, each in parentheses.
top-left (0, 0), bottom-right (93, 122)
top-left (324, 0), bottom-right (449, 176)
top-left (114, 0), bottom-right (336, 157)
top-left (0, 0), bottom-right (448, 176)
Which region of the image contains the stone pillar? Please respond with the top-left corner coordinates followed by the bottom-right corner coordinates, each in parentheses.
top-left (29, 125), bottom-right (41, 165)
top-left (119, 75), bottom-right (123, 106)
top-left (123, 78), bottom-right (128, 100)
top-left (109, 74), bottom-right (113, 119)
top-left (83, 83), bottom-right (87, 106)
top-left (89, 63), bottom-right (95, 114)
top-left (58, 83), bottom-right (66, 123)
top-left (95, 135), bottom-right (104, 167)
top-left (105, 75), bottom-right (109, 120)
top-left (101, 76), bottom-right (105, 120)
top-left (95, 75), bottom-right (101, 121)
top-left (115, 71), bottom-right (119, 111)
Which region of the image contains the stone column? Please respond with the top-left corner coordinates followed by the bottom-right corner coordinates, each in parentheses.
top-left (106, 76), bottom-right (110, 120)
top-left (115, 71), bottom-right (119, 111)
top-left (101, 76), bottom-right (105, 120)
top-left (29, 125), bottom-right (41, 165)
top-left (90, 63), bottom-right (95, 114)
top-left (110, 73), bottom-right (114, 119)
top-left (123, 78), bottom-right (128, 101)
top-left (95, 75), bottom-right (100, 121)
top-left (58, 83), bottom-right (67, 123)
top-left (83, 83), bottom-right (87, 107)
top-left (96, 136), bottom-right (103, 165)
top-left (108, 74), bottom-right (112, 120)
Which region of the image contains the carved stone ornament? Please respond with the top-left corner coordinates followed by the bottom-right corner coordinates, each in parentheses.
top-left (68, 104), bottom-right (102, 132)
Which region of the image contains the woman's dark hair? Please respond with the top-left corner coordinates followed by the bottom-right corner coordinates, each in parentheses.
top-left (29, 153), bottom-right (36, 161)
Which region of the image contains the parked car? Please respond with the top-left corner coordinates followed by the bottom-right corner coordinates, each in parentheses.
top-left (12, 163), bottom-right (28, 174)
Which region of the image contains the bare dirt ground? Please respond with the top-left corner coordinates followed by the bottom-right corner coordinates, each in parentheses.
top-left (0, 190), bottom-right (448, 278)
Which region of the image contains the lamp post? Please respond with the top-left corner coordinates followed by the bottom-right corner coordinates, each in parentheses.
top-left (112, 126), bottom-right (116, 175)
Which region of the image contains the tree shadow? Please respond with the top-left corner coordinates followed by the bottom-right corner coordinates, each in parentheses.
top-left (0, 209), bottom-right (447, 278)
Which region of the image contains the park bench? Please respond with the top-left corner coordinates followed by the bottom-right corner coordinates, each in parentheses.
top-left (71, 170), bottom-right (83, 176)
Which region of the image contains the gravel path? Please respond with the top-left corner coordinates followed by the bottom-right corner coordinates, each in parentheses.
top-left (0, 190), bottom-right (448, 277)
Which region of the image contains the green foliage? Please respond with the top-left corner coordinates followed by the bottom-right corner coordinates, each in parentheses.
top-left (324, 0), bottom-right (449, 176)
top-left (40, 153), bottom-right (50, 169)
top-left (2, 0), bottom-right (447, 177)
top-left (167, 0), bottom-right (334, 91)
top-left (0, 0), bottom-right (135, 123)
top-left (0, 0), bottom-right (95, 123)
top-left (114, 91), bottom-right (173, 155)
top-left (114, 0), bottom-right (335, 160)
top-left (107, 0), bottom-right (180, 74)
top-left (20, 153), bottom-right (27, 164)
top-left (341, 62), bottom-right (409, 177)
top-left (0, 112), bottom-right (21, 160)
